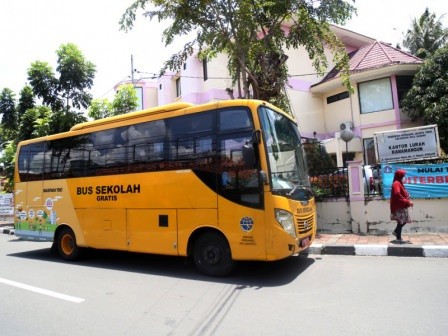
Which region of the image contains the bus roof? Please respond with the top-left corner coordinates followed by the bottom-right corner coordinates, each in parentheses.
top-left (70, 102), bottom-right (194, 131)
top-left (17, 99), bottom-right (294, 146)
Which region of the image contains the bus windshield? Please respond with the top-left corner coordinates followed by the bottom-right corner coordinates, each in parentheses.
top-left (258, 106), bottom-right (312, 198)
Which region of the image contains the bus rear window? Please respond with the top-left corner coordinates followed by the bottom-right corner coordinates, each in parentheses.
top-left (17, 142), bottom-right (46, 182)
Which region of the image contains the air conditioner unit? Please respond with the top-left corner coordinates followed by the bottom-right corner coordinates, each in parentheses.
top-left (340, 121), bottom-right (353, 131)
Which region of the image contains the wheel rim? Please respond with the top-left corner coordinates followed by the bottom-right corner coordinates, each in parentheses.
top-left (203, 245), bottom-right (221, 265)
top-left (61, 234), bottom-right (74, 256)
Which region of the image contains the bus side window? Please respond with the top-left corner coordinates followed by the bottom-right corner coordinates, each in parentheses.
top-left (168, 112), bottom-right (213, 161)
top-left (17, 146), bottom-right (29, 181)
top-left (26, 143), bottom-right (46, 181)
top-left (219, 135), bottom-right (261, 207)
top-left (219, 108), bottom-right (252, 132)
top-left (196, 136), bottom-right (213, 154)
top-left (92, 128), bottom-right (127, 167)
top-left (128, 122), bottom-right (167, 163)
top-left (128, 125), bottom-right (147, 162)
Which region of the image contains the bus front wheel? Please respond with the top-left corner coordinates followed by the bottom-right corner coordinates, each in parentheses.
top-left (56, 227), bottom-right (80, 261)
top-left (193, 232), bottom-right (234, 277)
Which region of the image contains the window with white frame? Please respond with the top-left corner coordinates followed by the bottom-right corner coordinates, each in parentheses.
top-left (358, 77), bottom-right (393, 114)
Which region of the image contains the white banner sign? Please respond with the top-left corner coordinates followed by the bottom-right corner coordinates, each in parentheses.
top-left (0, 194), bottom-right (14, 215)
top-left (0, 207), bottom-right (13, 215)
top-left (374, 125), bottom-right (440, 163)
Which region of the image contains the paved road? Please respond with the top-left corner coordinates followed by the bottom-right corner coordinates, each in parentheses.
top-left (1, 234), bottom-right (447, 335)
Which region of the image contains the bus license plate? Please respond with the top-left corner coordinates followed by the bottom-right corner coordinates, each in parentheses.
top-left (301, 237), bottom-right (310, 248)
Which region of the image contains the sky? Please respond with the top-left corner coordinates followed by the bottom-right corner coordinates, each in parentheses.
top-left (0, 0), bottom-right (447, 101)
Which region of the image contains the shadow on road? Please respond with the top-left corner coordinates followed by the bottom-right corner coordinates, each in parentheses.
top-left (7, 239), bottom-right (315, 287)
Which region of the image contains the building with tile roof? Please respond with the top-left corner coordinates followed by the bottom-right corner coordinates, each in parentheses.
top-left (128, 25), bottom-right (424, 167)
top-left (317, 41), bottom-right (422, 85)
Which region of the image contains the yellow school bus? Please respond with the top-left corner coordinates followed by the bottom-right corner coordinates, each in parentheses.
top-left (14, 100), bottom-right (316, 276)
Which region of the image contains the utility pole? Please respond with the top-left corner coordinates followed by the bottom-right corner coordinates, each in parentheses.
top-left (131, 54), bottom-right (134, 83)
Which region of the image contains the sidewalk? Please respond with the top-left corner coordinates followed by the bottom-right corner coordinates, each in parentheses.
top-left (308, 232), bottom-right (448, 258)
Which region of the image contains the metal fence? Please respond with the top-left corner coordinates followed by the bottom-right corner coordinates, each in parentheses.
top-left (309, 167), bottom-right (349, 200)
top-left (309, 165), bottom-right (382, 200)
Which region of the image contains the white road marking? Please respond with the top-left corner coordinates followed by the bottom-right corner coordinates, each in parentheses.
top-left (0, 277), bottom-right (85, 303)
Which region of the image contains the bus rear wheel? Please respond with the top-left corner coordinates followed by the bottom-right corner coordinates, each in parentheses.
top-left (193, 232), bottom-right (234, 277)
top-left (57, 227), bottom-right (80, 261)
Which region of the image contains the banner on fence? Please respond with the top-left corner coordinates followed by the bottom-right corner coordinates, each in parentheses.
top-left (382, 163), bottom-right (448, 199)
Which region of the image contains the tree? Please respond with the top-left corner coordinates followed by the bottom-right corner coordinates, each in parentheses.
top-left (403, 8), bottom-right (448, 59)
top-left (88, 98), bottom-right (113, 120)
top-left (27, 43), bottom-right (96, 114)
top-left (112, 84), bottom-right (139, 115)
top-left (304, 141), bottom-right (335, 175)
top-left (17, 106), bottom-right (51, 142)
top-left (47, 110), bottom-right (87, 135)
top-left (26, 43), bottom-right (95, 136)
top-left (401, 46), bottom-right (448, 152)
top-left (0, 141), bottom-right (16, 193)
top-left (27, 60), bottom-right (61, 110)
top-left (120, 0), bottom-right (355, 112)
top-left (88, 84), bottom-right (139, 120)
top-left (56, 43), bottom-right (96, 110)
top-left (33, 111), bottom-right (52, 138)
top-left (0, 88), bottom-right (17, 141)
top-left (17, 85), bottom-right (35, 122)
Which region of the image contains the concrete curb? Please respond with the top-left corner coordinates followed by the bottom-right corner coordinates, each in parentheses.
top-left (0, 226), bottom-right (14, 235)
top-left (306, 243), bottom-right (448, 258)
top-left (423, 246), bottom-right (448, 258)
top-left (355, 244), bottom-right (388, 256)
top-left (322, 245), bottom-right (354, 255)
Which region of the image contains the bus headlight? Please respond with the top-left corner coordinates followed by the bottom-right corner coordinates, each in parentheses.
top-left (275, 209), bottom-right (296, 238)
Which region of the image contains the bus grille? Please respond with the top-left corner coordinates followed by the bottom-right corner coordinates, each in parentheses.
top-left (296, 213), bottom-right (314, 235)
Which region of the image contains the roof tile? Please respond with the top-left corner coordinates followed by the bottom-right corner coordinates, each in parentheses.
top-left (318, 41), bottom-right (422, 84)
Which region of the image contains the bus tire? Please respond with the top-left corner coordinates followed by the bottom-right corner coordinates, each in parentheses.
top-left (193, 232), bottom-right (234, 277)
top-left (56, 227), bottom-right (80, 261)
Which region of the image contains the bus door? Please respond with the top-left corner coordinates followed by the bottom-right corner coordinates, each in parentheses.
top-left (217, 135), bottom-right (265, 260)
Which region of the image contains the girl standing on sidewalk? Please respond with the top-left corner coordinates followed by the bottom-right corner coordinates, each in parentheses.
top-left (390, 169), bottom-right (413, 243)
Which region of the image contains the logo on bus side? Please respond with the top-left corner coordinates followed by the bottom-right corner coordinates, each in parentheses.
top-left (45, 198), bottom-right (53, 211)
top-left (240, 217), bottom-right (256, 246)
top-left (240, 216), bottom-right (254, 233)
